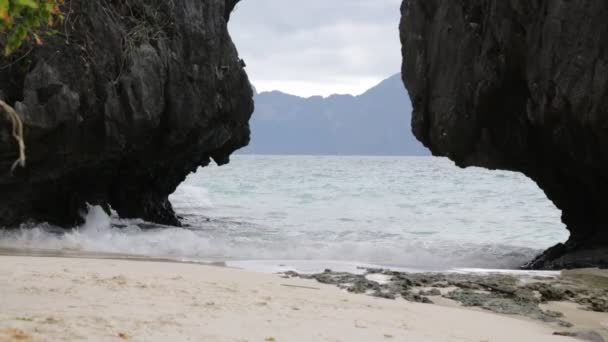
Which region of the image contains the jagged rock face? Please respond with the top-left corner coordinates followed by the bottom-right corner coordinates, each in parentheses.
top-left (0, 0), bottom-right (253, 227)
top-left (401, 0), bottom-right (608, 269)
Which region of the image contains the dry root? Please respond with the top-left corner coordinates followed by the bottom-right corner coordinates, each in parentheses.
top-left (0, 100), bottom-right (26, 172)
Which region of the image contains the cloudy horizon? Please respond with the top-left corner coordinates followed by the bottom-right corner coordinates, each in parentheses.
top-left (228, 0), bottom-right (403, 97)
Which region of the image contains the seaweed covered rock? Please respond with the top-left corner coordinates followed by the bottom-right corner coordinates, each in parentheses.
top-left (400, 0), bottom-right (608, 269)
top-left (0, 0), bottom-right (253, 226)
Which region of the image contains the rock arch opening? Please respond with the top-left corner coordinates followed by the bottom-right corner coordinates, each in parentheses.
top-left (220, 0), bottom-right (571, 269)
top-left (0, 0), bottom-right (599, 269)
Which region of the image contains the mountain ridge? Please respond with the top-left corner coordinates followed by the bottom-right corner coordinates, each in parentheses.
top-left (242, 74), bottom-right (429, 156)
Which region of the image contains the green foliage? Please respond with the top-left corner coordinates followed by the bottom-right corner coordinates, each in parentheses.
top-left (0, 0), bottom-right (63, 55)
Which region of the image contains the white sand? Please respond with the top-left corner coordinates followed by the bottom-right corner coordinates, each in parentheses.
top-left (0, 256), bottom-right (578, 342)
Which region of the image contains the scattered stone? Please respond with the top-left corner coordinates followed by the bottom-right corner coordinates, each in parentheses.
top-left (43, 317), bottom-right (61, 324)
top-left (526, 283), bottom-right (568, 302)
top-left (281, 268), bottom-right (607, 329)
top-left (402, 292), bottom-right (433, 304)
top-left (372, 291), bottom-right (397, 300)
top-left (577, 297), bottom-right (608, 313)
top-left (554, 331), bottom-right (605, 342)
top-left (280, 284), bottom-right (320, 290)
top-left (429, 281), bottom-right (451, 288)
top-left (419, 288), bottom-right (441, 296)
top-left (444, 289), bottom-right (559, 322)
top-left (543, 310), bottom-right (564, 318)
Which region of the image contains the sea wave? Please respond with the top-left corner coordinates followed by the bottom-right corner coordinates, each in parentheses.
top-left (0, 205), bottom-right (542, 271)
top-left (0, 156), bottom-right (567, 272)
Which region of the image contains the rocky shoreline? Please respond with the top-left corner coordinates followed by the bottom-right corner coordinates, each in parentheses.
top-left (284, 268), bottom-right (608, 340)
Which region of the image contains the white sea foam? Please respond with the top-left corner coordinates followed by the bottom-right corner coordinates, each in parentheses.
top-left (0, 156), bottom-right (569, 272)
top-left (169, 185), bottom-right (213, 213)
top-left (0, 206), bottom-right (545, 271)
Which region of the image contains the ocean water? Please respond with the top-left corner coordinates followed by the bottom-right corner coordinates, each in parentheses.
top-left (0, 156), bottom-right (568, 273)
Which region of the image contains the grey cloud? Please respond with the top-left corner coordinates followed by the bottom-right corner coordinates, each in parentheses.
top-left (229, 0), bottom-right (403, 96)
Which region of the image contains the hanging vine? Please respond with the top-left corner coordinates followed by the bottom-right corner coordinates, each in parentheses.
top-left (0, 100), bottom-right (25, 171)
top-left (0, 1), bottom-right (63, 171)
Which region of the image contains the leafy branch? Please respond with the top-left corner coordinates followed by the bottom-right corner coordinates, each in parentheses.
top-left (0, 0), bottom-right (64, 55)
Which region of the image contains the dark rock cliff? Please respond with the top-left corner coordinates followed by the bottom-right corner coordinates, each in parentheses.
top-left (0, 0), bottom-right (253, 227)
top-left (401, 0), bottom-right (608, 269)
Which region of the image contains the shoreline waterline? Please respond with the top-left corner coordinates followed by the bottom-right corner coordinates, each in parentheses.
top-left (0, 247), bottom-right (562, 276)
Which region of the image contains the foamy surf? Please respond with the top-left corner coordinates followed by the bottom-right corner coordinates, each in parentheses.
top-left (0, 205), bottom-right (544, 272)
top-left (0, 156), bottom-right (569, 273)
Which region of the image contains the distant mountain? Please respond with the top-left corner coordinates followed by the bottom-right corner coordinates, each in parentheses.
top-left (241, 73), bottom-right (429, 156)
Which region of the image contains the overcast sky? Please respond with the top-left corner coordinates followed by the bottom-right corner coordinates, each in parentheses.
top-left (228, 0), bottom-right (403, 97)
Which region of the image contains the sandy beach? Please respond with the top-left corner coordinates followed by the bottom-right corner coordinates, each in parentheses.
top-left (0, 256), bottom-right (593, 342)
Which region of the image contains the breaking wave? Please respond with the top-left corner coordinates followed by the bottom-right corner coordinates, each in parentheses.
top-left (0, 156), bottom-right (567, 272)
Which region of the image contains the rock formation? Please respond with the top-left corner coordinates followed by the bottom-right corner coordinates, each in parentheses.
top-left (401, 0), bottom-right (608, 269)
top-left (0, 0), bottom-right (253, 227)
